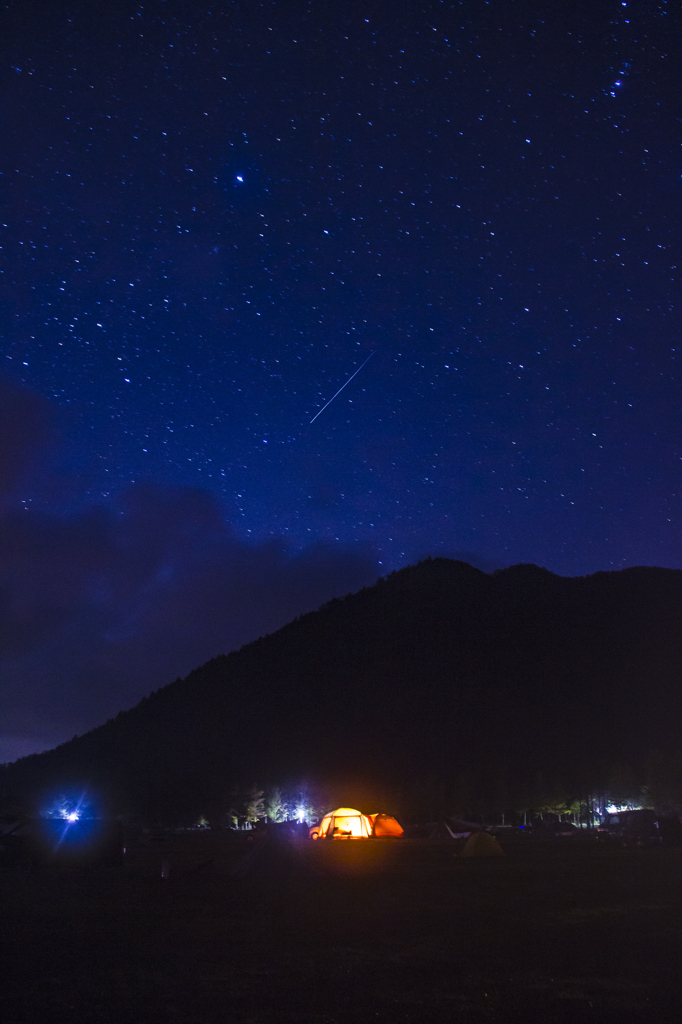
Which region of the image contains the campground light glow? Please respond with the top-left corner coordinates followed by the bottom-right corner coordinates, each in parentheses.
top-left (42, 790), bottom-right (92, 823)
top-left (309, 808), bottom-right (404, 839)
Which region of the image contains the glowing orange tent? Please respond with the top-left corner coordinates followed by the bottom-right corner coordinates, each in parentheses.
top-left (310, 808), bottom-right (372, 839)
top-left (368, 812), bottom-right (404, 837)
top-left (309, 808), bottom-right (403, 839)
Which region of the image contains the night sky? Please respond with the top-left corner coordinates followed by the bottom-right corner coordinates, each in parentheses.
top-left (2, 0), bottom-right (679, 762)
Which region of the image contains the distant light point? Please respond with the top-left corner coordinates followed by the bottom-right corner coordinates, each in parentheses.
top-left (236, 175), bottom-right (244, 182)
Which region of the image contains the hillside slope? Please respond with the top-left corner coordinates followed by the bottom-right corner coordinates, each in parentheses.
top-left (2, 559), bottom-right (681, 819)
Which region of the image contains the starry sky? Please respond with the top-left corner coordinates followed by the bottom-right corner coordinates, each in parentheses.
top-left (1, 0), bottom-right (679, 762)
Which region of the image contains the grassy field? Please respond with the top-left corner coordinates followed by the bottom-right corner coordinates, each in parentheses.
top-left (2, 831), bottom-right (681, 1023)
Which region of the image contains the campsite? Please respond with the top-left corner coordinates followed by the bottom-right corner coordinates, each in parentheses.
top-left (3, 562), bottom-right (682, 1021)
top-left (2, 825), bottom-right (681, 1024)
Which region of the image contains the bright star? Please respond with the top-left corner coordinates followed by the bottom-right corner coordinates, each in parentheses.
top-left (236, 175), bottom-right (244, 182)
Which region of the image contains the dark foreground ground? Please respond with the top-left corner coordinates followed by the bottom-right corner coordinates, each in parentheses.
top-left (2, 831), bottom-right (681, 1023)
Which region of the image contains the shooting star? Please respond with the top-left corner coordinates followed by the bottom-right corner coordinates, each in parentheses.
top-left (310, 351), bottom-right (375, 424)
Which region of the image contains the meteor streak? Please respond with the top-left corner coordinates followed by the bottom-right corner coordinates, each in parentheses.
top-left (310, 351), bottom-right (375, 424)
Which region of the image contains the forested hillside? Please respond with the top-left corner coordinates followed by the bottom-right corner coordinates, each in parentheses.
top-left (2, 559), bottom-right (681, 821)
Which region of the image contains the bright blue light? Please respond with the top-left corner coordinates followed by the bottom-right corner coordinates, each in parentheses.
top-left (33, 789), bottom-right (121, 863)
top-left (42, 790), bottom-right (92, 822)
top-left (236, 175), bottom-right (244, 182)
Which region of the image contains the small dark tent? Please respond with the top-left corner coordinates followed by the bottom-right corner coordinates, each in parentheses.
top-left (231, 829), bottom-right (321, 882)
top-left (460, 831), bottom-right (504, 857)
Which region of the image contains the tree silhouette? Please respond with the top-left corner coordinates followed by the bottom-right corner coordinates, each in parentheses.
top-left (266, 786), bottom-right (287, 822)
top-left (244, 784), bottom-right (265, 824)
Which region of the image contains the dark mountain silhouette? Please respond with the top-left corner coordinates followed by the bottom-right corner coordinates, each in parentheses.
top-left (2, 559), bottom-right (681, 821)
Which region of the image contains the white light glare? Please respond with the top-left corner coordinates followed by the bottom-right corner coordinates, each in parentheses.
top-left (59, 808), bottom-right (80, 821)
top-left (606, 803), bottom-right (643, 814)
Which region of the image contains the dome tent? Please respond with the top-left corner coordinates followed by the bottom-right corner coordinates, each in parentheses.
top-left (368, 812), bottom-right (404, 837)
top-left (309, 807), bottom-right (403, 839)
top-left (310, 807), bottom-right (372, 839)
top-left (460, 830), bottom-right (504, 857)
